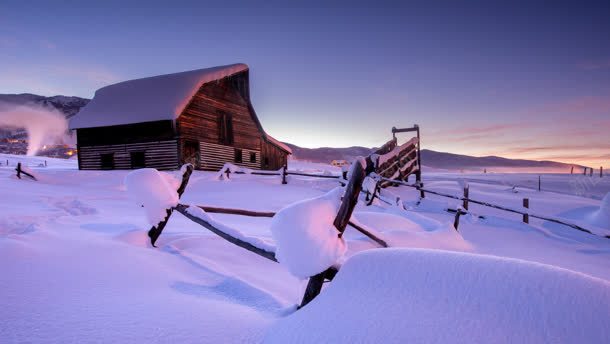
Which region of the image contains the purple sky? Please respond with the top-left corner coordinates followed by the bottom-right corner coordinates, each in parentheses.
top-left (1, 1), bottom-right (609, 168)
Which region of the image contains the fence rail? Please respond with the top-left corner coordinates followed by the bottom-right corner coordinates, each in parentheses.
top-left (373, 176), bottom-right (607, 238)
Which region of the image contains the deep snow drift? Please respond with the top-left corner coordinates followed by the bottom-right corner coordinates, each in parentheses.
top-left (267, 248), bottom-right (610, 343)
top-left (1, 154), bottom-right (609, 343)
top-left (270, 187), bottom-right (346, 279)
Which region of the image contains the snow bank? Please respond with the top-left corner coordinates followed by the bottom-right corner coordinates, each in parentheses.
top-left (124, 168), bottom-right (179, 226)
top-left (589, 192), bottom-right (610, 229)
top-left (267, 248), bottom-right (610, 343)
top-left (270, 187), bottom-right (346, 279)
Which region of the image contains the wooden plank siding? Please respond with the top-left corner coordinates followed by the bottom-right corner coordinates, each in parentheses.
top-left (177, 74), bottom-right (261, 152)
top-left (78, 140), bottom-right (179, 170)
top-left (199, 142), bottom-right (260, 171)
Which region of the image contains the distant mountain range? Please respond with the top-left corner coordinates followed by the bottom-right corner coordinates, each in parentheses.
top-left (285, 143), bottom-right (584, 172)
top-left (0, 93), bottom-right (584, 172)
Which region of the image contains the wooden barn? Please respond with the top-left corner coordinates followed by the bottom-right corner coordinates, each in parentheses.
top-left (69, 63), bottom-right (291, 171)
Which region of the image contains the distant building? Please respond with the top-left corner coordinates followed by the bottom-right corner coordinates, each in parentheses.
top-left (331, 159), bottom-right (349, 167)
top-left (70, 64), bottom-right (291, 171)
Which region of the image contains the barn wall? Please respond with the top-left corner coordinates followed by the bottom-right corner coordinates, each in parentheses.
top-left (77, 140), bottom-right (179, 170)
top-left (177, 73), bottom-right (261, 151)
top-left (261, 140), bottom-right (288, 170)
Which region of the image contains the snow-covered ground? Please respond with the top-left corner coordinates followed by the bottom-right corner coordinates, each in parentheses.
top-left (1, 154), bottom-right (609, 343)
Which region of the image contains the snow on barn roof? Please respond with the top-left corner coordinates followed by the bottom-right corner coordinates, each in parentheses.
top-left (69, 63), bottom-right (249, 129)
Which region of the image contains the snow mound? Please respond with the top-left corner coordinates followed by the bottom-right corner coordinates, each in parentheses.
top-left (589, 192), bottom-right (610, 229)
top-left (270, 187), bottom-right (346, 279)
top-left (124, 168), bottom-right (179, 226)
top-left (267, 248), bottom-right (610, 343)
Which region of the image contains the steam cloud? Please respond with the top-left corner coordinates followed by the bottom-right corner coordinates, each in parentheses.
top-left (0, 103), bottom-right (69, 156)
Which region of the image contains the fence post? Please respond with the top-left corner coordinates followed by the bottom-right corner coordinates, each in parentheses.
top-left (453, 209), bottom-right (462, 232)
top-left (522, 198), bottom-right (529, 224)
top-left (462, 185), bottom-right (469, 210)
top-left (583, 167), bottom-right (587, 175)
top-left (281, 165), bottom-right (288, 184)
top-left (225, 168), bottom-right (230, 180)
top-left (601, 167), bottom-right (604, 178)
top-left (570, 166), bottom-right (574, 174)
top-left (538, 175), bottom-right (541, 191)
top-left (590, 168), bottom-right (593, 177)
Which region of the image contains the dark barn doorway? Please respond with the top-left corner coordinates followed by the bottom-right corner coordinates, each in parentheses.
top-left (183, 140), bottom-right (200, 168)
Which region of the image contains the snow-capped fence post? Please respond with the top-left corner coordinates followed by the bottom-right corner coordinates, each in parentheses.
top-left (147, 164), bottom-right (194, 246)
top-left (522, 198), bottom-right (529, 224)
top-left (300, 160), bottom-right (367, 308)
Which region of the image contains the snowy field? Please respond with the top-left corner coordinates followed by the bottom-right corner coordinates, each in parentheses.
top-left (1, 154), bottom-right (609, 343)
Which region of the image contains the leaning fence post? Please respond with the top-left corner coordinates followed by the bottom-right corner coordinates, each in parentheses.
top-left (148, 164), bottom-right (194, 246)
top-left (300, 161), bottom-right (365, 308)
top-left (453, 208), bottom-right (462, 231)
top-left (522, 198), bottom-right (529, 224)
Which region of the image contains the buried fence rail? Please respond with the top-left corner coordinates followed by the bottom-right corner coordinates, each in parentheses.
top-left (175, 204), bottom-right (278, 262)
top-left (194, 204), bottom-right (388, 248)
top-left (374, 176), bottom-right (604, 237)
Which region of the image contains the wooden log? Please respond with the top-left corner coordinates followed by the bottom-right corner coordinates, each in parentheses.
top-left (523, 198), bottom-right (529, 224)
top-left (148, 164), bottom-right (194, 246)
top-left (175, 204), bottom-right (277, 262)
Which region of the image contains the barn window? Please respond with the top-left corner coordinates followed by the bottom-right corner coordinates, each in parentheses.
top-left (100, 153), bottom-right (115, 170)
top-left (218, 112), bottom-right (234, 145)
top-left (250, 152), bottom-right (256, 163)
top-left (130, 151), bottom-right (146, 168)
top-left (234, 148), bottom-right (243, 163)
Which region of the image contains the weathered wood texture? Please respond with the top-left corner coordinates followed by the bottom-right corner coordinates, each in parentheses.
top-left (177, 71), bottom-right (288, 170)
top-left (78, 139), bottom-right (179, 170)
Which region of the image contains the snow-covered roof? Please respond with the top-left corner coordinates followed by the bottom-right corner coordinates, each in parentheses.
top-left (69, 64), bottom-right (248, 129)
